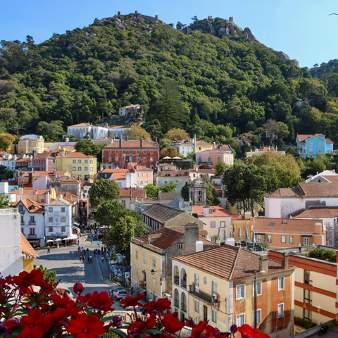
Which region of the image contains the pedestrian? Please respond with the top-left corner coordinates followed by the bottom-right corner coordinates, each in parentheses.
top-left (47, 247), bottom-right (50, 254)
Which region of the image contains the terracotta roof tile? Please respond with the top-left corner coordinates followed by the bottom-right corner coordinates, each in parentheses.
top-left (296, 133), bottom-right (324, 142)
top-left (173, 244), bottom-right (261, 280)
top-left (15, 198), bottom-right (44, 213)
top-left (105, 140), bottom-right (158, 149)
top-left (142, 203), bottom-right (184, 223)
top-left (253, 217), bottom-right (324, 235)
top-left (21, 234), bottom-right (38, 258)
top-left (56, 152), bottom-right (95, 159)
top-left (192, 205), bottom-right (231, 217)
top-left (293, 208), bottom-right (338, 219)
top-left (119, 188), bottom-right (146, 199)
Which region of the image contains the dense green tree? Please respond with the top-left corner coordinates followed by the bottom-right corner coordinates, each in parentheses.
top-left (126, 124), bottom-right (151, 140)
top-left (0, 195), bottom-right (9, 209)
top-left (89, 179), bottom-right (119, 208)
top-left (223, 163), bottom-right (266, 214)
top-left (0, 166), bottom-right (13, 180)
top-left (144, 182), bottom-right (176, 199)
top-left (181, 182), bottom-right (190, 201)
top-left (164, 128), bottom-right (189, 141)
top-left (36, 120), bottom-right (64, 141)
top-left (301, 155), bottom-right (331, 178)
top-left (148, 78), bottom-right (188, 133)
top-left (95, 200), bottom-right (146, 261)
top-left (0, 133), bottom-right (15, 151)
top-left (75, 139), bottom-right (101, 157)
top-left (215, 161), bottom-right (229, 176)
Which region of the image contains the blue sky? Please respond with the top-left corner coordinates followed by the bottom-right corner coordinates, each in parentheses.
top-left (0, 0), bottom-right (337, 67)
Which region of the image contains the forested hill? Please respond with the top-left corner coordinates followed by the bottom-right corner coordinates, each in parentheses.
top-left (0, 12), bottom-right (337, 146)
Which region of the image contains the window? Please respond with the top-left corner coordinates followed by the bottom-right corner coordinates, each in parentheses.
top-left (29, 228), bottom-right (35, 235)
top-left (254, 309), bottom-right (262, 325)
top-left (18, 204), bottom-right (24, 213)
top-left (90, 160), bottom-right (93, 164)
top-left (72, 167), bottom-right (76, 171)
top-left (29, 216), bottom-right (35, 223)
top-left (277, 303), bottom-right (284, 318)
top-left (48, 217), bottom-right (53, 223)
top-left (255, 280), bottom-right (262, 296)
top-left (281, 235), bottom-right (286, 243)
top-left (203, 276), bottom-right (207, 284)
top-left (61, 217), bottom-right (66, 222)
top-left (267, 235), bottom-right (272, 243)
top-left (73, 159), bottom-right (76, 164)
top-left (211, 280), bottom-right (217, 296)
top-left (211, 309), bottom-right (217, 323)
top-left (210, 221), bottom-right (216, 228)
top-left (236, 314), bottom-right (245, 326)
top-left (303, 237), bottom-right (311, 246)
top-left (177, 243), bottom-right (184, 249)
top-left (48, 207), bottom-right (53, 212)
top-left (194, 300), bottom-right (200, 313)
top-left (236, 284), bottom-right (245, 300)
top-left (84, 167), bottom-right (88, 171)
top-left (152, 258), bottom-right (156, 268)
top-left (278, 276), bottom-right (285, 291)
top-left (61, 207), bottom-right (65, 213)
top-left (194, 273), bottom-right (200, 289)
top-left (78, 160), bottom-right (81, 163)
top-left (78, 167), bottom-right (81, 171)
top-left (20, 215), bottom-right (24, 224)
top-left (84, 160), bottom-right (88, 164)
top-left (61, 226), bottom-right (66, 233)
top-left (48, 226), bottom-right (53, 232)
top-left (289, 235), bottom-right (294, 244)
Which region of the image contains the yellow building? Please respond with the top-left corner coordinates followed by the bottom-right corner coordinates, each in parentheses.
top-left (232, 216), bottom-right (253, 243)
top-left (17, 134), bottom-right (44, 154)
top-left (130, 224), bottom-right (210, 300)
top-left (172, 246), bottom-right (295, 338)
top-left (21, 233), bottom-right (38, 272)
top-left (55, 151), bottom-right (97, 179)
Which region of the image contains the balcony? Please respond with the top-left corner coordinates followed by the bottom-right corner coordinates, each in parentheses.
top-left (189, 283), bottom-right (220, 307)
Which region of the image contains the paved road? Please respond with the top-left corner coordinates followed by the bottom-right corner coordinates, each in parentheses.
top-left (36, 237), bottom-right (117, 295)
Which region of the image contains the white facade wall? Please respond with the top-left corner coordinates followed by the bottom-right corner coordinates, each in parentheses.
top-left (18, 204), bottom-right (45, 246)
top-left (156, 176), bottom-right (190, 193)
top-left (45, 203), bottom-right (72, 239)
top-left (32, 176), bottom-right (49, 190)
top-left (264, 197), bottom-right (338, 218)
top-left (176, 143), bottom-right (194, 157)
top-left (91, 126), bottom-right (109, 139)
top-left (0, 209), bottom-right (23, 276)
top-left (0, 182), bottom-right (9, 194)
top-left (67, 126), bottom-right (92, 139)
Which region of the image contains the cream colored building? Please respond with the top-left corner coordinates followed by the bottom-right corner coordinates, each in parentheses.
top-left (17, 134), bottom-right (44, 155)
top-left (173, 246), bottom-right (295, 338)
top-left (55, 152), bottom-right (97, 179)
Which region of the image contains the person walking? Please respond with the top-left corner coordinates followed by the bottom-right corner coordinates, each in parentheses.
top-left (47, 247), bottom-right (50, 254)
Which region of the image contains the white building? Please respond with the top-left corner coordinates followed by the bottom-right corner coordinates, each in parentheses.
top-left (45, 198), bottom-right (73, 240)
top-left (119, 104), bottom-right (142, 117)
top-left (0, 153), bottom-right (17, 171)
top-left (173, 141), bottom-right (195, 158)
top-left (265, 182), bottom-right (338, 218)
top-left (0, 208), bottom-right (23, 276)
top-left (16, 199), bottom-right (45, 247)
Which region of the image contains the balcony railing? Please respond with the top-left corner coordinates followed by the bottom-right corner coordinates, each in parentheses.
top-left (189, 283), bottom-right (220, 307)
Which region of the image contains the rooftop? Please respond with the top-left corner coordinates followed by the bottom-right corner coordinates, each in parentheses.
top-left (56, 151), bottom-right (96, 159)
top-left (21, 234), bottom-right (38, 258)
top-left (15, 198), bottom-right (44, 213)
top-left (143, 203), bottom-right (184, 223)
top-left (253, 217), bottom-right (323, 235)
top-left (192, 205), bottom-right (232, 217)
top-left (119, 188), bottom-right (146, 199)
top-left (293, 207), bottom-right (338, 219)
top-left (173, 244), bottom-right (284, 280)
top-left (105, 140), bottom-right (158, 149)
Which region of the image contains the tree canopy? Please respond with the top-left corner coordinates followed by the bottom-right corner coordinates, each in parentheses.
top-left (89, 179), bottom-right (119, 208)
top-left (126, 124), bottom-right (151, 140)
top-left (0, 14), bottom-right (336, 146)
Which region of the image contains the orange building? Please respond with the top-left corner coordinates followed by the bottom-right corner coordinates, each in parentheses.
top-left (252, 217), bottom-right (325, 249)
top-left (269, 250), bottom-right (338, 326)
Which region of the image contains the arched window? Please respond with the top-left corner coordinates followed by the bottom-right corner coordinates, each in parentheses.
top-left (174, 288), bottom-right (179, 308)
top-left (180, 268), bottom-right (187, 288)
top-left (174, 266), bottom-right (179, 285)
top-left (181, 292), bottom-right (187, 312)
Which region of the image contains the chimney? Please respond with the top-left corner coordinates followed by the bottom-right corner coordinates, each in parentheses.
top-left (195, 240), bottom-right (204, 252)
top-left (202, 207), bottom-right (209, 217)
top-left (183, 223), bottom-right (199, 255)
top-left (283, 254), bottom-right (289, 269)
top-left (259, 255), bottom-right (268, 273)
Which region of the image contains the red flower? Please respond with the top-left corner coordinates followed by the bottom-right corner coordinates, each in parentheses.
top-left (162, 313), bottom-right (184, 334)
top-left (238, 324), bottom-right (269, 338)
top-left (143, 297), bottom-right (171, 313)
top-left (19, 308), bottom-right (54, 336)
top-left (127, 316), bottom-right (156, 335)
top-left (3, 318), bottom-right (19, 330)
top-left (18, 327), bottom-right (44, 338)
top-left (73, 282), bottom-right (84, 295)
top-left (86, 291), bottom-right (113, 311)
top-left (68, 313), bottom-right (105, 338)
top-left (120, 292), bottom-right (144, 308)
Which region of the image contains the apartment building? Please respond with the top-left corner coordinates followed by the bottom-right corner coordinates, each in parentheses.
top-left (269, 250), bottom-right (338, 325)
top-left (192, 205), bottom-right (233, 243)
top-left (130, 224), bottom-right (200, 300)
top-left (55, 152), bottom-right (97, 179)
top-left (102, 139), bottom-right (159, 169)
top-left (252, 217), bottom-right (325, 249)
top-left (17, 134), bottom-right (44, 155)
top-left (196, 144), bottom-right (234, 167)
top-left (172, 245), bottom-right (294, 337)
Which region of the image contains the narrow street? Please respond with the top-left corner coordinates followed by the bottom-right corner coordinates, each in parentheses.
top-left (36, 238), bottom-right (116, 295)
